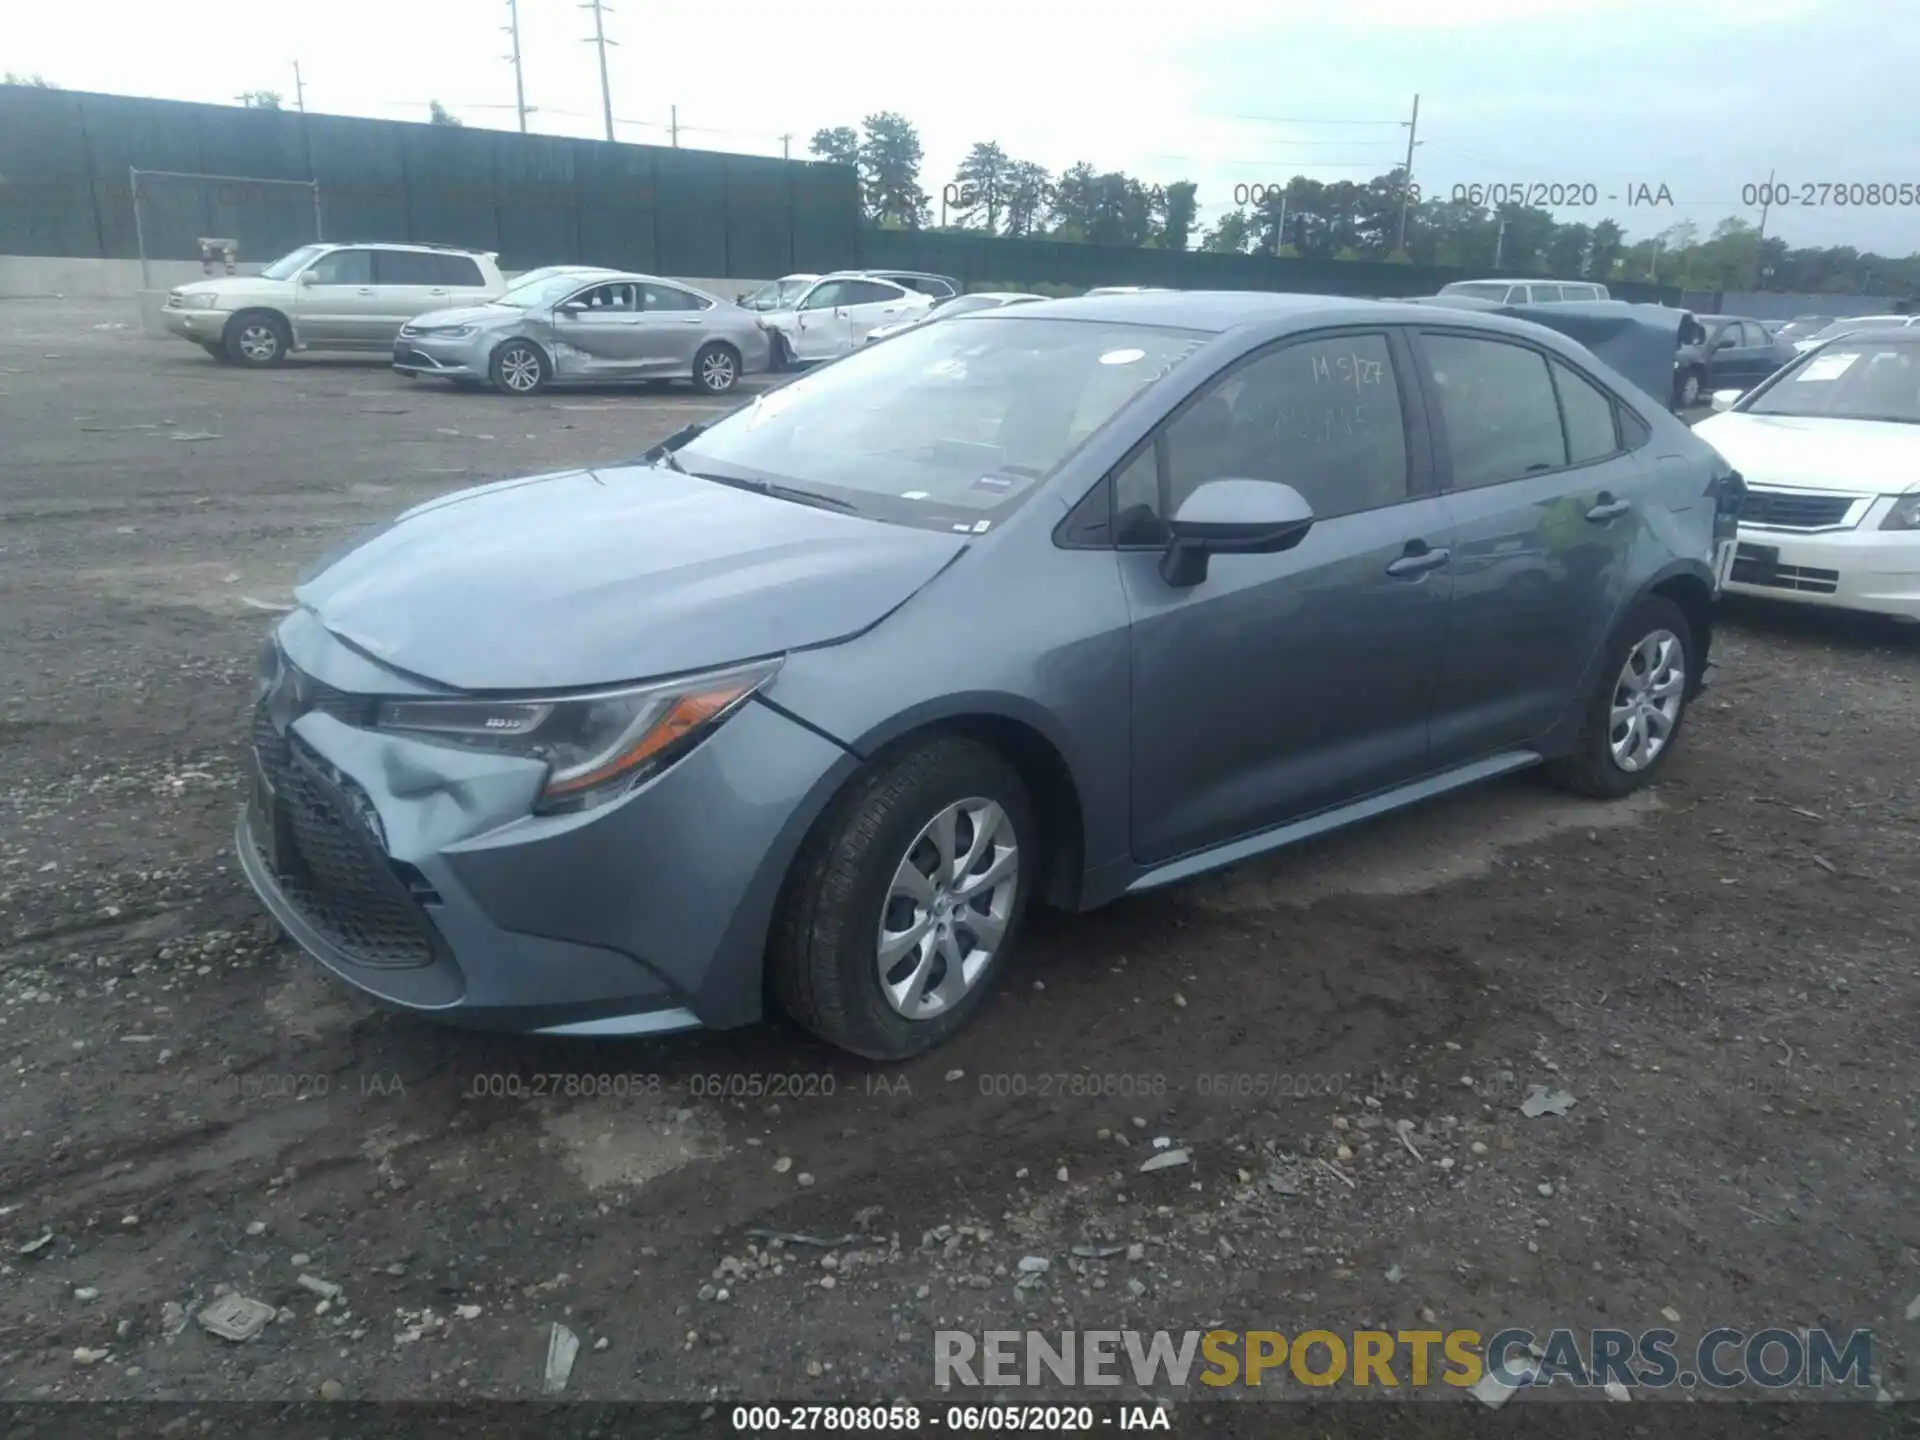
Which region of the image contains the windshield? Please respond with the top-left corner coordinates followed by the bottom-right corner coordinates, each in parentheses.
top-left (1746, 341), bottom-right (1920, 424)
top-left (259, 244), bottom-right (325, 281)
top-left (673, 316), bottom-right (1207, 531)
top-left (742, 277), bottom-right (814, 311)
top-left (1807, 319), bottom-right (1903, 343)
top-left (497, 273), bottom-right (602, 309)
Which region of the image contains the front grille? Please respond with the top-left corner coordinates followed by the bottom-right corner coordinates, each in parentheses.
top-left (1739, 489), bottom-right (1858, 530)
top-left (1730, 544), bottom-right (1840, 595)
top-left (395, 346), bottom-right (440, 369)
top-left (248, 668), bottom-right (440, 970)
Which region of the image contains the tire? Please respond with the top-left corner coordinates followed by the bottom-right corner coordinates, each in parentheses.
top-left (198, 342), bottom-right (231, 363)
top-left (1546, 596), bottom-right (1694, 800)
top-left (223, 310), bottom-right (289, 367)
top-left (768, 330), bottom-right (792, 373)
top-left (489, 339), bottom-right (549, 396)
top-left (1674, 367), bottom-right (1703, 408)
top-left (770, 735), bottom-right (1037, 1060)
top-left (693, 341), bottom-right (741, 395)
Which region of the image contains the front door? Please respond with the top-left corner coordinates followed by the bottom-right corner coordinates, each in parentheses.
top-left (1123, 329), bottom-right (1453, 865)
top-left (1411, 329), bottom-right (1646, 764)
top-left (789, 280), bottom-right (853, 362)
top-left (547, 281), bottom-right (653, 379)
top-left (292, 248), bottom-right (379, 345)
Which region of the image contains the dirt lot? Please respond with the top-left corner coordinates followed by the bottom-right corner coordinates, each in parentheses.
top-left (1, 298), bottom-right (1916, 1410)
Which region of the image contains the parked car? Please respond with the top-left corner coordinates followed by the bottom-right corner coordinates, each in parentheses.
top-left (864, 291), bottom-right (1046, 344)
top-left (238, 291), bottom-right (1737, 1058)
top-left (1438, 278), bottom-right (1611, 303)
top-left (737, 273), bottom-right (820, 313)
top-left (759, 272), bottom-right (938, 367)
top-left (391, 270), bottom-right (770, 396)
top-left (865, 270), bottom-right (961, 301)
top-left (161, 242), bottom-right (505, 366)
top-left (1085, 286), bottom-right (1177, 296)
top-left (1791, 314), bottom-right (1920, 354)
top-left (1695, 329), bottom-right (1920, 623)
top-left (1672, 314), bottom-right (1798, 407)
top-left (1773, 315), bottom-right (1835, 345)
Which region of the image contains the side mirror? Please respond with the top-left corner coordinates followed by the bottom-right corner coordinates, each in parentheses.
top-left (1159, 479), bottom-right (1315, 588)
top-left (557, 301), bottom-right (586, 315)
top-left (1710, 389), bottom-right (1743, 413)
top-left (1714, 336), bottom-right (1736, 352)
top-left (299, 269), bottom-right (319, 286)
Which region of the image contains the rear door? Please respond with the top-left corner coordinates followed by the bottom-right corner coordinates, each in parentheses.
top-left (840, 279), bottom-right (921, 348)
top-left (635, 281), bottom-right (714, 374)
top-left (292, 247), bottom-right (378, 345)
top-left (369, 249), bottom-right (450, 340)
top-left (434, 251), bottom-right (497, 308)
top-left (1413, 329), bottom-right (1650, 764)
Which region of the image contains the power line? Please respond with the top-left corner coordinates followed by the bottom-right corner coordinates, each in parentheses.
top-left (1221, 112), bottom-right (1407, 126)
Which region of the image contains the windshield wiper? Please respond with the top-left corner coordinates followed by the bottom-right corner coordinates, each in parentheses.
top-left (688, 471), bottom-right (861, 515)
top-left (642, 422), bottom-right (707, 469)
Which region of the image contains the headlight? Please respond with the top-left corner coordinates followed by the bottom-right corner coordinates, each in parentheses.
top-left (192, 294), bottom-right (223, 310)
top-left (417, 324), bottom-right (475, 338)
top-left (371, 657), bottom-right (781, 812)
top-left (1880, 493), bottom-right (1920, 531)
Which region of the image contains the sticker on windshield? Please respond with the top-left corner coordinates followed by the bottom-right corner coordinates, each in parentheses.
top-left (1099, 348), bottom-right (1147, 366)
top-left (901, 490), bottom-right (931, 500)
top-left (1797, 353), bottom-right (1857, 381)
top-left (972, 520), bottom-right (992, 533)
top-left (972, 474), bottom-right (1015, 492)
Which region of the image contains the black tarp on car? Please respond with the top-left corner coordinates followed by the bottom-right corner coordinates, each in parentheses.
top-left (1408, 296), bottom-right (1701, 411)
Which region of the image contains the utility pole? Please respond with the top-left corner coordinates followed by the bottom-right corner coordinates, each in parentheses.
top-left (1751, 165), bottom-right (1774, 289)
top-left (1394, 92), bottom-right (1420, 256)
top-left (780, 133), bottom-right (791, 161)
top-left (670, 105), bottom-right (679, 147)
top-left (291, 61), bottom-right (306, 113)
top-left (1494, 217), bottom-right (1508, 269)
top-left (504, 0), bottom-right (528, 133)
top-left (583, 0), bottom-right (616, 142)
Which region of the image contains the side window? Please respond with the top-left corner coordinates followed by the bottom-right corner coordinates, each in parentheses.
top-left (640, 283), bottom-right (708, 312)
top-left (1533, 284), bottom-right (1566, 303)
top-left (1619, 407), bottom-right (1652, 450)
top-left (436, 254), bottom-right (485, 287)
top-left (372, 250), bottom-right (442, 286)
top-left (800, 281), bottom-right (846, 310)
top-left (1111, 445), bottom-right (1163, 547)
top-left (574, 283), bottom-right (636, 310)
top-left (1550, 359), bottom-right (1621, 464)
top-left (1159, 333), bottom-right (1409, 523)
top-left (306, 249), bottom-right (372, 285)
top-left (1504, 286), bottom-right (1528, 304)
top-left (1424, 333), bottom-right (1568, 488)
top-left (843, 280), bottom-right (904, 306)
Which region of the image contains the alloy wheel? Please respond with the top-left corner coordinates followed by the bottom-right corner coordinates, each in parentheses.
top-left (700, 349), bottom-right (736, 391)
top-left (237, 323), bottom-right (280, 363)
top-left (875, 798), bottom-right (1019, 1020)
top-left (498, 345), bottom-right (542, 393)
top-left (1608, 629), bottom-right (1686, 772)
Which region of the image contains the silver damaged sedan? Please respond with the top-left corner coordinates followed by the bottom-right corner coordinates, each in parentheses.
top-left (393, 268), bottom-right (772, 396)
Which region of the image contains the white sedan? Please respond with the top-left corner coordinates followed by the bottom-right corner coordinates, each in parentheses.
top-left (1693, 331), bottom-right (1920, 623)
top-left (864, 291), bottom-right (1046, 345)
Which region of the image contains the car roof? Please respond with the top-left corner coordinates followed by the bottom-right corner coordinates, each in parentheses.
top-left (1000, 289), bottom-right (1637, 337)
top-left (1816, 326), bottom-right (1920, 343)
top-left (1446, 277), bottom-right (1600, 287)
top-left (332, 241), bottom-right (495, 257)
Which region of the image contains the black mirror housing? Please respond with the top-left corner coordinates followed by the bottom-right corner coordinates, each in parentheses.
top-left (1159, 479), bottom-right (1315, 587)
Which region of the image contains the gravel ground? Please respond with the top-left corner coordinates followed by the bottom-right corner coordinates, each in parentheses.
top-left (1, 299), bottom-right (1916, 1410)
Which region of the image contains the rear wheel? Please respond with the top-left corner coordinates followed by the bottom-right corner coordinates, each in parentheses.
top-left (1674, 367), bottom-right (1703, 408)
top-left (1546, 596), bottom-right (1694, 799)
top-left (693, 342), bottom-right (740, 395)
top-left (224, 310), bottom-right (289, 367)
top-left (768, 330), bottom-right (792, 372)
top-left (489, 339), bottom-right (549, 396)
top-left (771, 736), bottom-right (1036, 1060)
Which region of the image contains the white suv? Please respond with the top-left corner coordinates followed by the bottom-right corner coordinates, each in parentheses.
top-left (161, 242), bottom-right (505, 366)
top-left (762, 272), bottom-right (936, 366)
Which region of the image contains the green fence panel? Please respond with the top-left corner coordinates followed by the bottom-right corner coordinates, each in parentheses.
top-left (492, 131), bottom-right (578, 271)
top-left (0, 85), bottom-right (101, 257)
top-left (722, 155), bottom-right (793, 280)
top-left (401, 123), bottom-right (500, 253)
top-left (791, 163), bottom-right (858, 272)
top-left (81, 93), bottom-right (206, 260)
top-left (306, 114), bottom-right (407, 247)
top-left (573, 140), bottom-right (657, 272)
top-left (650, 147), bottom-right (729, 276)
top-left (187, 107), bottom-right (320, 264)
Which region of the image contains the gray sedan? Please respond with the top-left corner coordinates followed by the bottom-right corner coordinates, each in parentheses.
top-left (393, 269), bottom-right (772, 396)
top-left (242, 293), bottom-right (1734, 1059)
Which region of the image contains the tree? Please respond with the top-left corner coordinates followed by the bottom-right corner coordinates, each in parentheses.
top-left (808, 126), bottom-right (860, 170)
top-left (857, 112), bottom-right (928, 228)
top-left (952, 141), bottom-right (1012, 232)
top-left (1586, 219), bottom-right (1626, 281)
top-left (1048, 163), bottom-right (1099, 241)
top-left (239, 90), bottom-right (283, 110)
top-left (3, 71), bottom-right (57, 87)
top-left (1002, 161), bottom-right (1052, 238)
top-left (1201, 209), bottom-right (1254, 254)
top-left (428, 99), bottom-right (462, 127)
top-left (1157, 181), bottom-right (1198, 251)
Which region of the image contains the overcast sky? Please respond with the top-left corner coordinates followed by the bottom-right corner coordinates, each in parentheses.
top-left (8, 0), bottom-right (1919, 255)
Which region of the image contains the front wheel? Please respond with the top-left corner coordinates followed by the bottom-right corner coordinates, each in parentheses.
top-left (224, 310), bottom-right (289, 367)
top-left (770, 736), bottom-right (1036, 1060)
top-left (693, 342), bottom-right (740, 395)
top-left (1546, 596), bottom-right (1694, 800)
top-left (489, 339), bottom-right (549, 396)
top-left (1674, 367), bottom-right (1703, 408)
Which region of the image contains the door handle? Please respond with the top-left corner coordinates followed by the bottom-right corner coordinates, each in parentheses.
top-left (1386, 544), bottom-right (1450, 577)
top-left (1587, 496), bottom-right (1632, 522)
top-left (357, 288), bottom-right (374, 295)
top-left (428, 288), bottom-right (448, 296)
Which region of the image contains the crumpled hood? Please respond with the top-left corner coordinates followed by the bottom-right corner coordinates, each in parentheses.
top-left (1692, 412), bottom-right (1920, 494)
top-left (400, 304), bottom-right (518, 331)
top-left (295, 465), bottom-right (968, 691)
